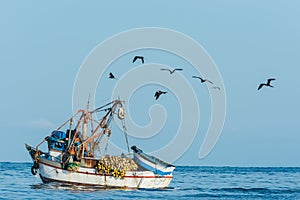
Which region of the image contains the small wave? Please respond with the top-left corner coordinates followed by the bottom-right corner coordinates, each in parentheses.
top-left (31, 183), bottom-right (111, 192)
top-left (31, 183), bottom-right (176, 192)
top-left (214, 187), bottom-right (300, 194)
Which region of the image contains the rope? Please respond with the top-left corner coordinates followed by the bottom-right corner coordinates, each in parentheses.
top-left (91, 101), bottom-right (115, 113)
top-left (35, 110), bottom-right (82, 151)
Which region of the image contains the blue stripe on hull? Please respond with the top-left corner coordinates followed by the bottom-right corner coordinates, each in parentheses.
top-left (136, 160), bottom-right (172, 175)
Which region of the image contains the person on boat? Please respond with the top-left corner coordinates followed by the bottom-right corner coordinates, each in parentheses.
top-left (84, 151), bottom-right (93, 157)
top-left (69, 146), bottom-right (76, 162)
top-left (74, 136), bottom-right (81, 146)
top-left (68, 134), bottom-right (81, 162)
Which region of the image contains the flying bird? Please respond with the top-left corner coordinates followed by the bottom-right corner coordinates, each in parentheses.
top-left (154, 90), bottom-right (167, 100)
top-left (132, 56), bottom-right (144, 64)
top-left (109, 72), bottom-right (117, 79)
top-left (192, 76), bottom-right (213, 84)
top-left (211, 86), bottom-right (221, 90)
top-left (160, 68), bottom-right (183, 74)
top-left (258, 78), bottom-right (276, 90)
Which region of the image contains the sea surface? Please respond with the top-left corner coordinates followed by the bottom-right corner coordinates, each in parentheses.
top-left (1, 162), bottom-right (300, 199)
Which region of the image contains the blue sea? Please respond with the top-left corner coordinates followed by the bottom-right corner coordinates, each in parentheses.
top-left (1, 162), bottom-right (300, 199)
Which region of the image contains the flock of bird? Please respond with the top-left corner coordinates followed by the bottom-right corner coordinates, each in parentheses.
top-left (108, 56), bottom-right (276, 100)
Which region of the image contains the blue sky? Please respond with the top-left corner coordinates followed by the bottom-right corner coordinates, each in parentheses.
top-left (1, 1), bottom-right (300, 166)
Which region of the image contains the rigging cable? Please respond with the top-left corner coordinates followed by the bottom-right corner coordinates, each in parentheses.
top-left (121, 118), bottom-right (130, 154)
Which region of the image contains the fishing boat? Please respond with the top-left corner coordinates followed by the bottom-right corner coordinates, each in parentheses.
top-left (25, 100), bottom-right (175, 189)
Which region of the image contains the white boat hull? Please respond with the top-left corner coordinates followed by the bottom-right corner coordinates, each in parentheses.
top-left (38, 158), bottom-right (173, 189)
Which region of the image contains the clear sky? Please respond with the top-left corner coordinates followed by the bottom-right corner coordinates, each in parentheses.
top-left (1, 1), bottom-right (300, 166)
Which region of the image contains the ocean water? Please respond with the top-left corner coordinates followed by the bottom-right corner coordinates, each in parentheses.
top-left (1, 163), bottom-right (300, 199)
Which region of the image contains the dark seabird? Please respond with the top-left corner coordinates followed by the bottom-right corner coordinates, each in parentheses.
top-left (109, 72), bottom-right (116, 79)
top-left (132, 56), bottom-right (144, 64)
top-left (192, 76), bottom-right (213, 84)
top-left (154, 90), bottom-right (167, 100)
top-left (258, 78), bottom-right (276, 90)
top-left (160, 68), bottom-right (183, 74)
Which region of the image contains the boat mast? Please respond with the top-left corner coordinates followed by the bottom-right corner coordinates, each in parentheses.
top-left (82, 95), bottom-right (90, 142)
top-left (80, 110), bottom-right (89, 158)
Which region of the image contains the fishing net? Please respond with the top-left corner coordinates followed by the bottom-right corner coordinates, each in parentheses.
top-left (98, 156), bottom-right (138, 171)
